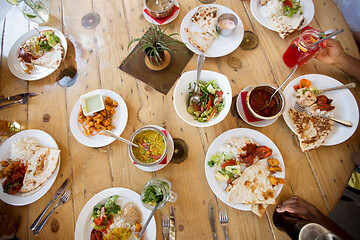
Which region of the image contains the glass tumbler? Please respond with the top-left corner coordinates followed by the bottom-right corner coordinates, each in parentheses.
top-left (22, 0), bottom-right (49, 23)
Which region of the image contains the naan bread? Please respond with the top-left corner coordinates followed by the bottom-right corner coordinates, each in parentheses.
top-left (20, 147), bottom-right (60, 193)
top-left (227, 159), bottom-right (275, 215)
top-left (184, 28), bottom-right (215, 53)
top-left (289, 109), bottom-right (334, 152)
top-left (191, 6), bottom-right (218, 37)
top-left (31, 43), bottom-right (64, 69)
top-left (246, 204), bottom-right (268, 217)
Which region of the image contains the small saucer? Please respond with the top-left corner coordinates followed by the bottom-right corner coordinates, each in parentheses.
top-left (131, 125), bottom-right (174, 172)
top-left (143, 0), bottom-right (180, 25)
top-left (236, 86), bottom-right (278, 127)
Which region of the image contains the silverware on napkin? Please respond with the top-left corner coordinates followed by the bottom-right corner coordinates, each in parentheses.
top-left (0, 92), bottom-right (38, 104)
top-left (169, 206), bottom-right (176, 240)
top-left (209, 201), bottom-right (217, 240)
top-left (30, 179), bottom-right (69, 231)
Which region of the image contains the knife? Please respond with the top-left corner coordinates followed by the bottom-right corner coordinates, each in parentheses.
top-left (0, 92), bottom-right (38, 104)
top-left (209, 201), bottom-right (217, 240)
top-left (169, 206), bottom-right (176, 240)
top-left (30, 179), bottom-right (69, 231)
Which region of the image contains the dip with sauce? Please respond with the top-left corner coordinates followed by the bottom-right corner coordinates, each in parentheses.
top-left (132, 129), bottom-right (166, 164)
top-left (248, 87), bottom-right (281, 117)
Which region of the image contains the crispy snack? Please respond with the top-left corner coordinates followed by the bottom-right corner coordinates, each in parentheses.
top-left (268, 166), bottom-right (282, 173)
top-left (268, 176), bottom-right (285, 186)
top-left (267, 158), bottom-right (280, 166)
top-left (78, 96), bottom-right (118, 136)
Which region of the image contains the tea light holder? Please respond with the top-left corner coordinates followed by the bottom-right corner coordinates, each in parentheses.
top-left (216, 13), bottom-right (238, 36)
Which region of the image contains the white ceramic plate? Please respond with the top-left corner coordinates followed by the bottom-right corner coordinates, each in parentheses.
top-left (236, 86), bottom-right (278, 127)
top-left (70, 89), bottom-right (128, 148)
top-left (0, 130), bottom-right (60, 206)
top-left (283, 74), bottom-right (359, 146)
top-left (205, 128), bottom-right (285, 211)
top-left (8, 27), bottom-right (68, 81)
top-left (75, 187), bottom-right (156, 240)
top-left (131, 125), bottom-right (174, 172)
top-left (143, 0), bottom-right (180, 25)
top-left (173, 70), bottom-right (232, 127)
top-left (250, 0), bottom-right (314, 32)
top-left (180, 4), bottom-right (244, 57)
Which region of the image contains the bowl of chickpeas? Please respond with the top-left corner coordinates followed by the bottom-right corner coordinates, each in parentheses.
top-left (129, 126), bottom-right (168, 166)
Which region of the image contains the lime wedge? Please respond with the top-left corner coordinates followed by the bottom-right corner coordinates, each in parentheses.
top-left (25, 14), bottom-right (37, 19)
top-left (6, 0), bottom-right (20, 4)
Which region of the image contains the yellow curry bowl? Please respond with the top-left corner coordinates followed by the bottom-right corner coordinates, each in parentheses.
top-left (129, 126), bottom-right (168, 166)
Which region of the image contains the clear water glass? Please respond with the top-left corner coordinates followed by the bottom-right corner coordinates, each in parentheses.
top-left (22, 0), bottom-right (49, 23)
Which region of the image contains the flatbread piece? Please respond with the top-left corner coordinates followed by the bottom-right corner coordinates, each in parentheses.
top-left (191, 6), bottom-right (218, 37)
top-left (289, 109), bottom-right (334, 152)
top-left (184, 28), bottom-right (215, 53)
top-left (20, 147), bottom-right (60, 193)
top-left (31, 43), bottom-right (64, 69)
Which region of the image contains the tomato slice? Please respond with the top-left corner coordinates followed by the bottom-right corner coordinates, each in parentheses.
top-left (94, 217), bottom-right (103, 226)
top-left (215, 90), bottom-right (223, 104)
top-left (221, 160), bottom-right (237, 169)
top-left (207, 108), bottom-right (217, 121)
top-left (193, 102), bottom-right (200, 111)
top-left (283, 0), bottom-right (293, 8)
top-left (255, 146), bottom-right (272, 159)
top-left (293, 84), bottom-right (300, 91)
top-left (206, 94), bottom-right (214, 111)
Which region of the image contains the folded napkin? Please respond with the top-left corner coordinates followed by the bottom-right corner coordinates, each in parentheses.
top-left (144, 5), bottom-right (179, 25)
top-left (133, 130), bottom-right (168, 165)
top-left (240, 91), bottom-right (261, 122)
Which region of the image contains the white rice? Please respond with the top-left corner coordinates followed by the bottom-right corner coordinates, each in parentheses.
top-left (260, 0), bottom-right (283, 19)
top-left (108, 213), bottom-right (133, 232)
top-left (10, 137), bottom-right (40, 161)
top-left (218, 136), bottom-right (255, 160)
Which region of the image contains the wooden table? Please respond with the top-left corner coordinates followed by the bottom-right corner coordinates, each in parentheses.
top-left (1, 0), bottom-right (359, 239)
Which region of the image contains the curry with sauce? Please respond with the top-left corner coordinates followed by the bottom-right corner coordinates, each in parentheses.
top-left (132, 130), bottom-right (166, 164)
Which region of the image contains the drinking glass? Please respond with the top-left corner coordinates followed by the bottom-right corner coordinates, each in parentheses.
top-left (283, 29), bottom-right (324, 68)
top-left (21, 0), bottom-right (49, 23)
top-left (141, 177), bottom-right (177, 210)
top-left (299, 223), bottom-right (342, 240)
top-left (0, 120), bottom-right (21, 137)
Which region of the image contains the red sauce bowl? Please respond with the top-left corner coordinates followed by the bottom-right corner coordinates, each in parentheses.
top-left (245, 85), bottom-right (285, 120)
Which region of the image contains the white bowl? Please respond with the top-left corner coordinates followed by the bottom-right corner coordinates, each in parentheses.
top-left (173, 70), bottom-right (232, 127)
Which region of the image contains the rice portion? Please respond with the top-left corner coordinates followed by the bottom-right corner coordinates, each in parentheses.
top-left (10, 137), bottom-right (40, 161)
top-left (260, 0), bottom-right (283, 19)
top-left (218, 137), bottom-right (255, 160)
top-left (107, 213), bottom-right (133, 233)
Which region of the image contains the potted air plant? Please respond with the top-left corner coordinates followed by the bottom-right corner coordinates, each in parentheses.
top-left (127, 23), bottom-right (184, 70)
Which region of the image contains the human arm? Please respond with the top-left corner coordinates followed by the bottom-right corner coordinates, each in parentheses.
top-left (276, 195), bottom-right (355, 240)
top-left (0, 215), bottom-right (18, 240)
top-left (315, 39), bottom-right (360, 83)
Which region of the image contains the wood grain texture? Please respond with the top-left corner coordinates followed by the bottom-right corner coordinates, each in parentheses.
top-left (0, 0), bottom-right (359, 239)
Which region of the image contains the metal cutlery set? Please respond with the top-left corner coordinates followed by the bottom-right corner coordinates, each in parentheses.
top-left (0, 92), bottom-right (37, 110)
top-left (162, 206), bottom-right (175, 240)
top-left (30, 179), bottom-right (71, 236)
top-left (209, 200), bottom-right (229, 240)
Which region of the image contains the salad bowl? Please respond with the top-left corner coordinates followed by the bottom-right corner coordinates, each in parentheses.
top-left (173, 70), bottom-right (232, 127)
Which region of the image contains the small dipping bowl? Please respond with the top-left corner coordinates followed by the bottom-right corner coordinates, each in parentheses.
top-left (245, 85), bottom-right (285, 120)
top-left (216, 13), bottom-right (238, 36)
top-left (144, 0), bottom-right (174, 19)
top-left (129, 126), bottom-right (168, 166)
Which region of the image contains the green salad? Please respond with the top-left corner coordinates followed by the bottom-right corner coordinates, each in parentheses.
top-left (91, 195), bottom-right (121, 231)
top-left (187, 80), bottom-right (225, 122)
top-left (281, 0), bottom-right (303, 17)
top-left (37, 30), bottom-right (60, 52)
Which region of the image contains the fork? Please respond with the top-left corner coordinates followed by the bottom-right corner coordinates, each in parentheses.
top-left (162, 215), bottom-right (170, 240)
top-left (219, 210), bottom-right (229, 240)
top-left (0, 96), bottom-right (30, 110)
top-left (294, 102), bottom-right (352, 127)
top-left (32, 189), bottom-right (71, 236)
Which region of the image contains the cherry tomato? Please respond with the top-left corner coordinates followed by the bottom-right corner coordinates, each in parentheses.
top-left (283, 0), bottom-right (293, 8)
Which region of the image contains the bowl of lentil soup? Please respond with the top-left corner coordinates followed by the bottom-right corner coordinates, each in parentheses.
top-left (129, 126), bottom-right (167, 166)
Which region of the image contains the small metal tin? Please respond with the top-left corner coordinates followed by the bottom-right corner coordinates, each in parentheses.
top-left (216, 13), bottom-right (238, 37)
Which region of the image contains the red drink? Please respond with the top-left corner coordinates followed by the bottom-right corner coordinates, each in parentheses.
top-left (283, 29), bottom-right (323, 68)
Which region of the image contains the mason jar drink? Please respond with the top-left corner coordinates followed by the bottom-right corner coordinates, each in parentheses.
top-left (283, 29), bottom-right (325, 68)
top-left (140, 178), bottom-right (177, 210)
top-left (22, 0), bottom-right (49, 23)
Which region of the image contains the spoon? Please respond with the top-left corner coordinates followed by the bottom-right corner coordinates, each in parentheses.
top-left (316, 82), bottom-right (356, 94)
top-left (138, 202), bottom-right (160, 239)
top-left (260, 65), bottom-right (298, 111)
top-left (188, 53), bottom-right (206, 106)
top-left (103, 130), bottom-right (139, 148)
